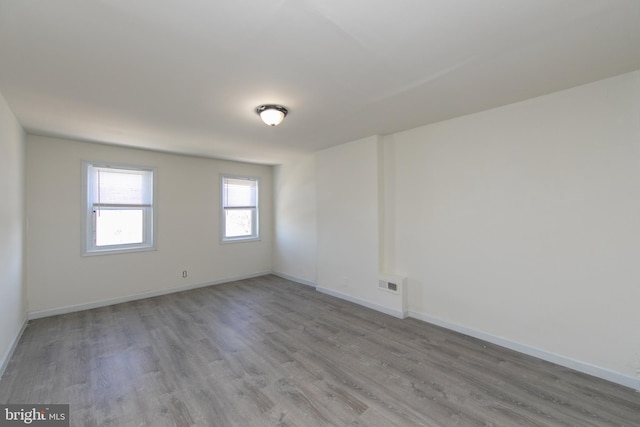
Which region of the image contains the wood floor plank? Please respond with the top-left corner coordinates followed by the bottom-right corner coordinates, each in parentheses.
top-left (1, 275), bottom-right (639, 426)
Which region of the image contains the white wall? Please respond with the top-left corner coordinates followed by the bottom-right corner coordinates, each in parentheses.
top-left (273, 154), bottom-right (317, 286)
top-left (316, 136), bottom-right (379, 297)
top-left (25, 135), bottom-right (273, 315)
top-left (274, 70), bottom-right (640, 388)
top-left (0, 91), bottom-right (26, 376)
top-left (315, 136), bottom-right (405, 317)
top-left (393, 71), bottom-right (640, 386)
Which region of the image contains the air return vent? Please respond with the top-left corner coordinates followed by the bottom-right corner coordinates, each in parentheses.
top-left (379, 279), bottom-right (398, 293)
top-left (378, 274), bottom-right (406, 295)
top-left (378, 274), bottom-right (408, 319)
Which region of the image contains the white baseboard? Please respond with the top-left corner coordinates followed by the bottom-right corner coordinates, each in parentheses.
top-left (408, 309), bottom-right (640, 391)
top-left (0, 315), bottom-right (28, 380)
top-left (316, 286), bottom-right (408, 319)
top-left (22, 271), bottom-right (639, 391)
top-left (28, 271), bottom-right (271, 320)
top-left (271, 271), bottom-right (317, 287)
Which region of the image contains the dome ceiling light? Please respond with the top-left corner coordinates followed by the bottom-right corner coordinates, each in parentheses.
top-left (256, 104), bottom-right (288, 126)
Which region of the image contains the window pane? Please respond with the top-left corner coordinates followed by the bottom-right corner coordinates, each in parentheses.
top-left (95, 209), bottom-right (144, 246)
top-left (223, 178), bottom-right (256, 207)
top-left (96, 168), bottom-right (152, 205)
top-left (225, 209), bottom-right (253, 237)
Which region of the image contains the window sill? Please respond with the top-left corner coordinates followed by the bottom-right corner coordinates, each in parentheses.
top-left (83, 245), bottom-right (156, 256)
top-left (220, 237), bottom-right (261, 244)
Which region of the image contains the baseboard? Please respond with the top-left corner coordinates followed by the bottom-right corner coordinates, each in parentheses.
top-left (23, 272), bottom-right (638, 391)
top-left (271, 271), bottom-right (317, 287)
top-left (408, 309), bottom-right (640, 391)
top-left (0, 315), bottom-right (28, 380)
top-left (316, 286), bottom-right (407, 319)
top-left (28, 271), bottom-right (271, 320)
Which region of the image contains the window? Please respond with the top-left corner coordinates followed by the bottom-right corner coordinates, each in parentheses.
top-left (84, 162), bottom-right (155, 254)
top-left (221, 175), bottom-right (259, 242)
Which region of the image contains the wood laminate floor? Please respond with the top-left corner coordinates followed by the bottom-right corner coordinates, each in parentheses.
top-left (1, 275), bottom-right (638, 426)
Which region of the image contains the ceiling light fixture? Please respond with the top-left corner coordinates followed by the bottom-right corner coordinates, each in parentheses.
top-left (256, 104), bottom-right (288, 126)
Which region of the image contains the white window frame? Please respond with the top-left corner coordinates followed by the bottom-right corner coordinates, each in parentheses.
top-left (83, 161), bottom-right (156, 255)
top-left (221, 174), bottom-right (260, 243)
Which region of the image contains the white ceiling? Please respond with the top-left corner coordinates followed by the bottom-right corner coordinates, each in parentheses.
top-left (1, 0), bottom-right (639, 165)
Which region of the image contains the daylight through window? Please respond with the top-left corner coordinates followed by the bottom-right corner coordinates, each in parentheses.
top-left (85, 163), bottom-right (155, 254)
top-left (221, 176), bottom-right (259, 242)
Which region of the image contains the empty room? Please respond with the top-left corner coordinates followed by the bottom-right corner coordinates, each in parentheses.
top-left (1, 1), bottom-right (640, 426)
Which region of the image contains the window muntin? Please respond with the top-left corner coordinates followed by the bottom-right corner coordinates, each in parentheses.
top-left (221, 175), bottom-right (259, 242)
top-left (84, 163), bottom-right (155, 254)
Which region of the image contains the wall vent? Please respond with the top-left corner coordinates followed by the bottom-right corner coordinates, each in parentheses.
top-left (379, 279), bottom-right (398, 293)
top-left (378, 274), bottom-right (408, 318)
top-left (378, 274), bottom-right (406, 295)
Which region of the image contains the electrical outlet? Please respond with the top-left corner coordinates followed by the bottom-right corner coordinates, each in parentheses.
top-left (182, 270), bottom-right (188, 278)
